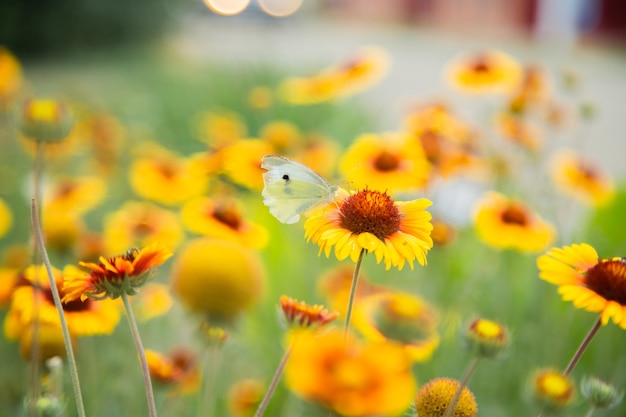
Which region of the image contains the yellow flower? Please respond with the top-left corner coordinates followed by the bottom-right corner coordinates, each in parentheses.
top-left (305, 189), bottom-right (433, 270)
top-left (289, 134), bottom-right (341, 179)
top-left (129, 144), bottom-right (208, 206)
top-left (317, 265), bottom-right (385, 316)
top-left (537, 243), bottom-right (626, 328)
top-left (431, 219), bottom-right (457, 246)
top-left (228, 379), bottom-right (265, 417)
top-left (0, 47), bottom-right (23, 103)
top-left (340, 132), bottom-right (430, 192)
top-left (146, 347), bottom-right (201, 395)
top-left (280, 46), bottom-right (390, 105)
top-left (531, 369), bottom-right (575, 412)
top-left (180, 196), bottom-right (269, 249)
top-left (171, 238), bottom-right (264, 320)
top-left (445, 50), bottom-right (522, 94)
top-left (279, 295), bottom-right (339, 330)
top-left (495, 112), bottom-right (543, 151)
top-left (18, 322), bottom-right (74, 363)
top-left (247, 86), bottom-right (273, 109)
top-left (62, 244), bottom-right (173, 302)
top-left (0, 267), bottom-right (19, 307)
top-left (103, 201), bottom-right (184, 254)
top-left (73, 112), bottom-right (125, 174)
top-left (20, 98), bottom-right (74, 143)
top-left (42, 210), bottom-right (85, 254)
top-left (4, 265), bottom-right (120, 338)
top-left (0, 198), bottom-right (12, 238)
top-left (43, 175), bottom-right (106, 215)
top-left (221, 139), bottom-right (275, 190)
top-left (463, 318), bottom-right (510, 359)
top-left (195, 109), bottom-right (247, 148)
top-left (550, 149), bottom-right (614, 207)
top-left (354, 291), bottom-right (440, 362)
top-left (285, 329), bottom-right (416, 417)
top-left (474, 192), bottom-right (555, 253)
top-left (508, 65), bottom-right (550, 113)
top-left (414, 378), bottom-right (478, 417)
top-left (133, 283), bottom-right (174, 321)
top-left (259, 120), bottom-right (303, 154)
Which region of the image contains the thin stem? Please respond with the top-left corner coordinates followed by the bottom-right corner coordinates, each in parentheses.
top-left (443, 357), bottom-right (480, 417)
top-left (582, 406), bottom-right (596, 417)
top-left (254, 344), bottom-right (293, 417)
top-left (563, 317), bottom-right (602, 376)
top-left (31, 198), bottom-right (86, 417)
top-left (199, 342), bottom-right (222, 417)
top-left (343, 249), bottom-right (366, 340)
top-left (121, 292), bottom-right (158, 417)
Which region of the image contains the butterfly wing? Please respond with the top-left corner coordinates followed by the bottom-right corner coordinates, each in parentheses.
top-left (261, 155), bottom-right (338, 224)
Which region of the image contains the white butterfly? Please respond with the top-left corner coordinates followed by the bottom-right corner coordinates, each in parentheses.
top-left (261, 155), bottom-right (339, 224)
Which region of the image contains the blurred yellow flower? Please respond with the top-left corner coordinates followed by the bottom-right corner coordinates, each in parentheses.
top-left (285, 329), bottom-right (416, 417)
top-left (146, 347), bottom-right (201, 395)
top-left (221, 139), bottom-right (275, 190)
top-left (280, 46), bottom-right (390, 105)
top-left (430, 219), bottom-right (457, 246)
top-left (247, 86), bottom-right (273, 109)
top-left (42, 210), bottom-right (85, 254)
top-left (196, 109), bottom-right (247, 148)
top-left (20, 98), bottom-right (74, 143)
top-left (414, 378), bottom-right (478, 417)
top-left (289, 134), bottom-right (341, 179)
top-left (18, 322), bottom-right (75, 363)
top-left (259, 120), bottom-right (303, 154)
top-left (537, 243), bottom-right (626, 329)
top-left (133, 283), bottom-right (174, 322)
top-left (74, 112), bottom-right (125, 174)
top-left (0, 198), bottom-right (12, 238)
top-left (0, 47), bottom-right (23, 104)
top-left (531, 369), bottom-right (574, 413)
top-left (180, 196), bottom-right (269, 249)
top-left (228, 379), bottom-right (265, 417)
top-left (171, 238), bottom-right (264, 321)
top-left (4, 265), bottom-right (120, 338)
top-left (0, 267), bottom-right (19, 307)
top-left (62, 244), bottom-right (173, 302)
top-left (305, 189), bottom-right (433, 270)
top-left (44, 175), bottom-right (106, 215)
top-left (317, 264), bottom-right (384, 316)
top-left (354, 291), bottom-right (440, 362)
top-left (495, 112), bottom-right (543, 151)
top-left (445, 50), bottom-right (522, 94)
top-left (339, 132), bottom-right (430, 192)
top-left (550, 149), bottom-right (614, 207)
top-left (129, 144), bottom-right (208, 206)
top-left (508, 65), bottom-right (550, 114)
top-left (103, 201), bottom-right (184, 254)
top-left (474, 192), bottom-right (555, 253)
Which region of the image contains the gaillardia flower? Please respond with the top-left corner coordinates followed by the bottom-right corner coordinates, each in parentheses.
top-left (285, 329), bottom-right (416, 417)
top-left (180, 196), bottom-right (269, 249)
top-left (228, 379), bottom-right (265, 417)
top-left (415, 378), bottom-right (478, 417)
top-left (62, 244), bottom-right (173, 302)
top-left (305, 189), bottom-right (433, 270)
top-left (474, 191), bottom-right (555, 253)
top-left (0, 198), bottom-right (13, 238)
top-left (445, 49), bottom-right (522, 94)
top-left (145, 347), bottom-right (201, 395)
top-left (339, 132), bottom-right (430, 193)
top-left (279, 295), bottom-right (339, 330)
top-left (550, 149), bottom-right (614, 207)
top-left (537, 243), bottom-right (626, 328)
top-left (530, 369), bottom-right (575, 413)
top-left (4, 265), bottom-right (120, 339)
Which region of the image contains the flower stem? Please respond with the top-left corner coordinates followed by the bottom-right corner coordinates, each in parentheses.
top-left (254, 343), bottom-right (293, 417)
top-left (200, 341), bottom-right (222, 417)
top-left (343, 249), bottom-right (366, 340)
top-left (443, 357), bottom-right (480, 417)
top-left (582, 406), bottom-right (596, 417)
top-left (563, 317), bottom-right (602, 377)
top-left (30, 198), bottom-right (86, 417)
top-left (121, 292), bottom-right (158, 417)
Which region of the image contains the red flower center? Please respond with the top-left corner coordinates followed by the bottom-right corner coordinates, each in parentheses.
top-left (339, 190), bottom-right (401, 240)
top-left (373, 151), bottom-right (400, 172)
top-left (212, 204), bottom-right (242, 230)
top-left (585, 259), bottom-right (626, 305)
top-left (500, 204), bottom-right (528, 226)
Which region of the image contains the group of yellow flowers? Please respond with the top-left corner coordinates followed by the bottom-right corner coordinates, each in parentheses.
top-left (0, 41), bottom-right (624, 417)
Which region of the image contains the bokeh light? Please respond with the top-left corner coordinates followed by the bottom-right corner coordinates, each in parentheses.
top-left (258, 0), bottom-right (303, 17)
top-left (204, 0), bottom-right (250, 16)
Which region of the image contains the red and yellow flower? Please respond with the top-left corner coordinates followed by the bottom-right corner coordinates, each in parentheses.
top-left (445, 50), bottom-right (522, 94)
top-left (305, 189), bottom-right (433, 270)
top-left (537, 243), bottom-right (626, 329)
top-left (146, 347), bottom-right (201, 395)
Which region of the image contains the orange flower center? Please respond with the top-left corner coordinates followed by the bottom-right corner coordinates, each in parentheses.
top-left (373, 151), bottom-right (400, 172)
top-left (339, 190), bottom-right (401, 240)
top-left (500, 204), bottom-right (528, 226)
top-left (585, 259), bottom-right (626, 305)
top-left (471, 55), bottom-right (491, 74)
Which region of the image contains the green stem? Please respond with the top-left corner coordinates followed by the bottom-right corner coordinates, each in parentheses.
top-left (563, 317), bottom-right (602, 377)
top-left (200, 341), bottom-right (222, 417)
top-left (343, 249), bottom-right (366, 340)
top-left (121, 292), bottom-right (158, 417)
top-left (253, 343), bottom-right (293, 417)
top-left (30, 198), bottom-right (86, 417)
top-left (582, 406), bottom-right (596, 417)
top-left (443, 357), bottom-right (480, 417)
